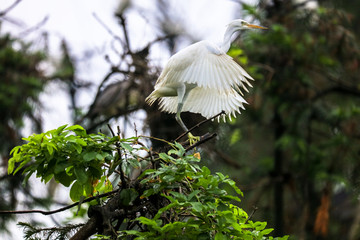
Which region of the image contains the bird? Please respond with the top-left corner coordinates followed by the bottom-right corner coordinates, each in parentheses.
top-left (146, 19), bottom-right (267, 135)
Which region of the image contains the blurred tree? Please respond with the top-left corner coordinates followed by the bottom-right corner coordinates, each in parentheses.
top-left (78, 1), bottom-right (205, 147)
top-left (210, 0), bottom-right (360, 239)
top-left (0, 32), bottom-right (48, 232)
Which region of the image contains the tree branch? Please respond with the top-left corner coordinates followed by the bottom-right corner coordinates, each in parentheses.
top-left (0, 189), bottom-right (119, 216)
top-left (19, 15), bottom-right (49, 37)
top-left (185, 132), bottom-right (217, 152)
top-left (175, 110), bottom-right (225, 142)
top-left (311, 85), bottom-right (360, 101)
top-left (0, 0), bottom-right (22, 17)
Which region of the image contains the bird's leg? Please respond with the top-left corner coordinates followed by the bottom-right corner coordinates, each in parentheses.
top-left (176, 84), bottom-right (199, 145)
top-left (175, 107), bottom-right (188, 132)
top-left (175, 111), bottom-right (199, 145)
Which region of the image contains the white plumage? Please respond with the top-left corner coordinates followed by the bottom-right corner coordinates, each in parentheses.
top-left (146, 19), bottom-right (266, 131)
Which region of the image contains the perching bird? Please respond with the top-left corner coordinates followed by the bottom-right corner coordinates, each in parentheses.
top-left (146, 19), bottom-right (267, 133)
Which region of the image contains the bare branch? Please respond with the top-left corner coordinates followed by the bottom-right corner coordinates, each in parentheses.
top-left (0, 189), bottom-right (119, 216)
top-left (175, 110), bottom-right (225, 142)
top-left (18, 15), bottom-right (49, 37)
top-left (92, 12), bottom-right (125, 48)
top-left (0, 0), bottom-right (22, 17)
top-left (311, 85), bottom-right (360, 101)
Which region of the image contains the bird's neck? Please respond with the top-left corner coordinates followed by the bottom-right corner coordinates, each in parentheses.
top-left (220, 26), bottom-right (239, 53)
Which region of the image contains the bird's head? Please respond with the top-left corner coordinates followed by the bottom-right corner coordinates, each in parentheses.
top-left (228, 19), bottom-right (268, 31)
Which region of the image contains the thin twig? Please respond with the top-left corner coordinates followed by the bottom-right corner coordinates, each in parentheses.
top-left (107, 124), bottom-right (116, 137)
top-left (133, 122), bottom-right (138, 138)
top-left (118, 15), bottom-right (131, 53)
top-left (139, 135), bottom-right (173, 147)
top-left (114, 126), bottom-right (127, 189)
top-left (175, 110), bottom-right (225, 142)
top-left (18, 15), bottom-right (49, 37)
top-left (103, 163), bottom-right (122, 175)
top-left (92, 12), bottom-right (125, 47)
top-left (245, 206), bottom-right (259, 224)
top-left (0, 0), bottom-right (22, 16)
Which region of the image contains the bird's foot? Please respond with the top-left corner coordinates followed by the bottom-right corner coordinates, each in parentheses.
top-left (188, 132), bottom-right (200, 146)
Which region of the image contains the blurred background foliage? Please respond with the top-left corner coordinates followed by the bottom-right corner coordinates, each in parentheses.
top-left (1, 0), bottom-right (360, 239)
top-left (0, 32), bottom-right (49, 233)
top-left (228, 1), bottom-right (360, 239)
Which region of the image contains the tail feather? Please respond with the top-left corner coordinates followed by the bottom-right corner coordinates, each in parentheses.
top-left (145, 91), bottom-right (159, 106)
top-left (157, 87), bottom-right (247, 121)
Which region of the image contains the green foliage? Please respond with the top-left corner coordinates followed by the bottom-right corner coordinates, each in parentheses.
top-left (0, 32), bottom-right (48, 233)
top-left (8, 125), bottom-right (288, 239)
top-left (216, 1), bottom-right (360, 239)
top-left (18, 222), bottom-right (82, 240)
top-left (8, 125), bottom-right (120, 201)
top-left (119, 143), bottom-right (288, 239)
top-left (0, 34), bottom-right (45, 120)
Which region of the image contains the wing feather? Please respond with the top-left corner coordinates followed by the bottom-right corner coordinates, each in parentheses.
top-left (148, 40), bottom-right (254, 121)
top-left (157, 41), bottom-right (253, 90)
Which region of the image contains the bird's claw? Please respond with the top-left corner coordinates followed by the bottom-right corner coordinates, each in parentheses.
top-left (188, 132), bottom-right (200, 146)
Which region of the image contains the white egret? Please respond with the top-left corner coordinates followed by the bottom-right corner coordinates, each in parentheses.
top-left (146, 19), bottom-right (267, 134)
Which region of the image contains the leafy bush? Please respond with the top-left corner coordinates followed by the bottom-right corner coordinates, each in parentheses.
top-left (8, 125), bottom-right (288, 239)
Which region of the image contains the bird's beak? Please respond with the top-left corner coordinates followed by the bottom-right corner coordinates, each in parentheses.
top-left (245, 23), bottom-right (268, 30)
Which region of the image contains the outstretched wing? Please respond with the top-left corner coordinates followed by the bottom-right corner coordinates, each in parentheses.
top-left (150, 40), bottom-right (254, 120)
top-left (158, 87), bottom-right (248, 120)
top-left (155, 40), bottom-right (253, 94)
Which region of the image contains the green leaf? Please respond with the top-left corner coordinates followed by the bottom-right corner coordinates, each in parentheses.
top-left (70, 181), bottom-right (83, 202)
top-left (7, 162), bottom-right (14, 175)
top-left (162, 175), bottom-right (175, 182)
top-left (119, 188), bottom-right (139, 206)
top-left (54, 161), bottom-right (70, 174)
top-left (261, 228), bottom-right (274, 235)
top-left (159, 152), bottom-right (170, 161)
top-left (221, 177), bottom-right (243, 196)
top-left (227, 48), bottom-right (244, 57)
top-left (55, 124), bottom-right (68, 135)
top-left (120, 142), bottom-right (133, 152)
top-left (83, 151), bottom-right (97, 162)
top-left (46, 144), bottom-right (54, 155)
top-left (201, 166), bottom-right (211, 177)
top-left (169, 191), bottom-right (187, 202)
top-left (83, 182), bottom-right (93, 196)
top-left (66, 125), bottom-right (87, 136)
top-left (253, 221), bottom-right (267, 231)
top-left (9, 146), bottom-right (21, 156)
top-left (74, 166), bottom-right (88, 184)
top-left (42, 171), bottom-right (54, 183)
top-left (142, 188), bottom-right (155, 198)
top-left (73, 144), bottom-right (83, 154)
top-left (96, 153), bottom-right (104, 161)
top-left (161, 221), bottom-right (188, 233)
top-left (127, 158), bottom-right (141, 168)
top-left (187, 190), bottom-right (201, 201)
top-left (230, 129), bottom-right (242, 146)
top-left (215, 232), bottom-right (229, 240)
top-left (54, 171), bottom-right (75, 187)
top-left (190, 202), bottom-right (203, 212)
top-left (120, 230), bottom-right (141, 237)
top-left (154, 202), bottom-right (180, 220)
top-left (137, 217), bottom-right (162, 231)
top-left (13, 157), bottom-right (32, 175)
